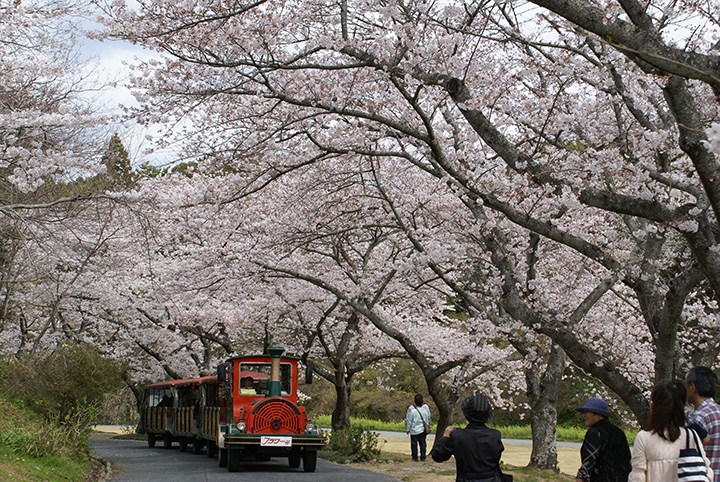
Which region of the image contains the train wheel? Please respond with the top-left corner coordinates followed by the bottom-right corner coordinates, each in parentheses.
top-left (302, 450), bottom-right (317, 472)
top-left (147, 434), bottom-right (156, 448)
top-left (288, 451), bottom-right (301, 468)
top-left (218, 448), bottom-right (228, 467)
top-left (206, 441), bottom-right (216, 458)
top-left (179, 438), bottom-right (188, 452)
top-left (227, 448), bottom-right (241, 472)
top-left (163, 433), bottom-right (173, 449)
top-left (192, 439), bottom-right (203, 454)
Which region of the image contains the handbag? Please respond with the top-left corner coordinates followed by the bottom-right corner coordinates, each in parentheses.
top-left (678, 427), bottom-right (711, 482)
top-left (414, 405), bottom-right (431, 434)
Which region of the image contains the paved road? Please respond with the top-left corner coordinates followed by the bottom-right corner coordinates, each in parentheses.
top-left (89, 437), bottom-right (400, 482)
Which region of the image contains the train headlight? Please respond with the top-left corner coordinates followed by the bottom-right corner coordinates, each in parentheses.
top-left (305, 424), bottom-right (315, 434)
top-left (237, 422), bottom-right (246, 432)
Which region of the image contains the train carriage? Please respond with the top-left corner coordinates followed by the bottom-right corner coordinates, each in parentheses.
top-left (139, 379), bottom-right (178, 449)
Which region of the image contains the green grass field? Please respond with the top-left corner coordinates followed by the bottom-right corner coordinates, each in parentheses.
top-left (313, 415), bottom-right (639, 444)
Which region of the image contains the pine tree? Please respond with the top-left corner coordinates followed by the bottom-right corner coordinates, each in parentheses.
top-left (101, 133), bottom-right (134, 188)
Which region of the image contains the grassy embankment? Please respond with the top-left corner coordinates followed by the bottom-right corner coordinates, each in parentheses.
top-left (0, 397), bottom-right (92, 482)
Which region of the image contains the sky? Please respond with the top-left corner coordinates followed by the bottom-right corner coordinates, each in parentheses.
top-left (77, 7), bottom-right (179, 167)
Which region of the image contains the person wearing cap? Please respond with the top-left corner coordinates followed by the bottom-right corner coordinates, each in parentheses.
top-left (430, 393), bottom-right (505, 481)
top-left (575, 396), bottom-right (631, 482)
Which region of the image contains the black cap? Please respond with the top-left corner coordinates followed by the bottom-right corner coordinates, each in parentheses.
top-left (461, 393), bottom-right (492, 423)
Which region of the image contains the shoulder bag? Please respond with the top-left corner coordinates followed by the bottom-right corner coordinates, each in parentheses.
top-left (414, 405), bottom-right (431, 435)
top-left (496, 464), bottom-right (513, 482)
top-left (678, 427), bottom-right (711, 482)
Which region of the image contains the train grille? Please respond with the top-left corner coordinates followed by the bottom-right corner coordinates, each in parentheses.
top-left (251, 399), bottom-right (300, 434)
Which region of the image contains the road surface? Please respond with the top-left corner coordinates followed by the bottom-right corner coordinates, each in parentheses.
top-left (89, 436), bottom-right (401, 481)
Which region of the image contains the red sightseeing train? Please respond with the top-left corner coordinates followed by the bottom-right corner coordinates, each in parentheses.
top-left (138, 347), bottom-right (326, 472)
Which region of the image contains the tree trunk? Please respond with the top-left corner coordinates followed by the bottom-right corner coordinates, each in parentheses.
top-left (427, 378), bottom-right (457, 449)
top-left (331, 378), bottom-right (352, 429)
top-left (526, 343), bottom-right (565, 470)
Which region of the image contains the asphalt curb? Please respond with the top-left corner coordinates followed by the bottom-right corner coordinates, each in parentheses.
top-left (86, 455), bottom-right (112, 482)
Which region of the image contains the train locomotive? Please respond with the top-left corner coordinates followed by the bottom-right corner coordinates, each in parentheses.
top-left (138, 347), bottom-right (326, 472)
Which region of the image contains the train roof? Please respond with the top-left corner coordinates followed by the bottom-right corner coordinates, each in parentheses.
top-left (144, 370), bottom-right (271, 390)
top-left (225, 352), bottom-right (300, 363)
top-left (144, 375), bottom-right (216, 390)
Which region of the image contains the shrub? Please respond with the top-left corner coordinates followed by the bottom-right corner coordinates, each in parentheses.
top-left (0, 344), bottom-right (118, 461)
top-left (0, 343), bottom-right (124, 422)
top-left (0, 396), bottom-right (99, 459)
top-left (324, 426), bottom-right (381, 462)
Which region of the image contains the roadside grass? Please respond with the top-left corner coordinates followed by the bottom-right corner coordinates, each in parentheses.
top-left (0, 397), bottom-right (92, 482)
top-left (112, 433), bottom-right (146, 441)
top-left (0, 440), bottom-right (90, 482)
top-left (504, 466), bottom-right (575, 481)
top-left (314, 415), bottom-right (639, 444)
top-left (318, 450), bottom-right (402, 464)
top-left (396, 465), bottom-right (574, 482)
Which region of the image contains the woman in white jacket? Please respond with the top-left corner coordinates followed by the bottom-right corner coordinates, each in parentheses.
top-left (629, 383), bottom-right (713, 482)
top-left (405, 394), bottom-right (431, 461)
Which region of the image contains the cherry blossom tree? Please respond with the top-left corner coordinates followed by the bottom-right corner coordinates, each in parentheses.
top-left (208, 153), bottom-right (525, 439)
top-left (267, 290), bottom-right (405, 429)
top-left (95, 0), bottom-right (719, 436)
top-left (0, 0), bottom-right (133, 360)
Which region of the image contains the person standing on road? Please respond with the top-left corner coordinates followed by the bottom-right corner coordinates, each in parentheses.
top-left (686, 366), bottom-right (720, 474)
top-left (575, 396), bottom-right (631, 482)
top-left (430, 393), bottom-right (505, 481)
top-left (405, 393), bottom-right (431, 462)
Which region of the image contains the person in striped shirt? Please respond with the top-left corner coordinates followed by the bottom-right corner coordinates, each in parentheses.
top-left (686, 366), bottom-right (720, 475)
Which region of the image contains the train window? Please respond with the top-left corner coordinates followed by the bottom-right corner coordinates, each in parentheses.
top-left (146, 389), bottom-right (157, 407)
top-left (145, 388), bottom-right (173, 407)
top-left (238, 363), bottom-right (292, 396)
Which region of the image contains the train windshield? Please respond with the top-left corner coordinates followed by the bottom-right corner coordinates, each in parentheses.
top-left (238, 363), bottom-right (291, 396)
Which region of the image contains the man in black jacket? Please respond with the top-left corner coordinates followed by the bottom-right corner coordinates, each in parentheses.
top-left (575, 397), bottom-right (631, 482)
top-left (431, 393), bottom-right (505, 482)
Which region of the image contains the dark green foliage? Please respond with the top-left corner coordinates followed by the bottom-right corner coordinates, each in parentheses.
top-left (0, 344), bottom-right (122, 460)
top-left (170, 161), bottom-right (198, 176)
top-left (0, 395), bottom-right (98, 459)
top-left (135, 160), bottom-right (198, 179)
top-left (101, 133), bottom-right (135, 188)
top-left (301, 359), bottom-right (428, 424)
top-left (381, 359), bottom-right (426, 394)
top-left (348, 359), bottom-right (424, 421)
top-left (324, 426), bottom-right (381, 462)
top-left (350, 388), bottom-right (416, 422)
top-left (297, 376), bottom-right (336, 418)
top-left (0, 342), bottom-right (124, 422)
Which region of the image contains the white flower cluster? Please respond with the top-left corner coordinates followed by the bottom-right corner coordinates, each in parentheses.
top-left (706, 123), bottom-right (720, 157)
